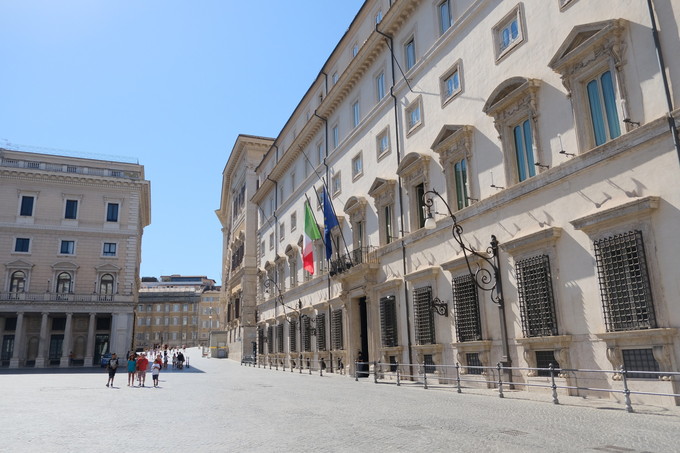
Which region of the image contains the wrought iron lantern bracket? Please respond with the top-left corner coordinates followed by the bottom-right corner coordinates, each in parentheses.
top-left (431, 297), bottom-right (448, 317)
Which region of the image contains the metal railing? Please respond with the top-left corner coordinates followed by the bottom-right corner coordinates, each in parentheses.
top-left (0, 292), bottom-right (129, 303)
top-left (242, 355), bottom-right (345, 376)
top-left (329, 246), bottom-right (378, 276)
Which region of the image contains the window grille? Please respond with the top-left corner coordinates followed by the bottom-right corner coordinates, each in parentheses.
top-left (594, 230), bottom-right (656, 332)
top-left (535, 350), bottom-right (560, 377)
top-left (413, 286), bottom-right (435, 345)
top-left (452, 274), bottom-right (482, 342)
top-left (379, 296), bottom-right (398, 347)
top-left (289, 319), bottom-right (297, 352)
top-left (424, 354), bottom-right (435, 374)
top-left (622, 348), bottom-right (660, 379)
top-left (516, 255), bottom-right (558, 337)
top-left (316, 314), bottom-right (327, 351)
top-left (257, 327), bottom-right (264, 355)
top-left (302, 316), bottom-right (312, 352)
top-left (389, 356), bottom-right (398, 372)
top-left (466, 352), bottom-right (483, 375)
top-left (331, 309), bottom-right (343, 350)
top-left (276, 324), bottom-right (284, 353)
top-left (267, 326), bottom-right (274, 353)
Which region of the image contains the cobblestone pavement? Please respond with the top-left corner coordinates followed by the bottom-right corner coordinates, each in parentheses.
top-left (2, 347), bottom-right (679, 452)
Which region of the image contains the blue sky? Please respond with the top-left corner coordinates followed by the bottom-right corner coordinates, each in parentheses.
top-left (0, 0), bottom-right (365, 281)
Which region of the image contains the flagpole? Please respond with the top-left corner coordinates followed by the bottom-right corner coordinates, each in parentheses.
top-left (304, 192), bottom-right (328, 260)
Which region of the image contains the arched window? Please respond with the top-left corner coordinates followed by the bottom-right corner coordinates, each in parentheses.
top-left (100, 274), bottom-right (114, 295)
top-left (56, 272), bottom-right (72, 293)
top-left (10, 271), bottom-right (26, 292)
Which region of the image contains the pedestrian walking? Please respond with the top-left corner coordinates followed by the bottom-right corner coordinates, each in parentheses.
top-left (136, 353), bottom-right (149, 387)
top-left (106, 353), bottom-right (119, 388)
top-left (151, 357), bottom-right (162, 387)
top-left (127, 353), bottom-right (137, 386)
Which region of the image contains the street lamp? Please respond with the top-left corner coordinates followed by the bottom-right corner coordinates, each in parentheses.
top-left (423, 189), bottom-right (512, 380)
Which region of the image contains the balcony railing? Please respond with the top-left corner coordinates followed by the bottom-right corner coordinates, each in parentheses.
top-left (0, 292), bottom-right (130, 304)
top-left (329, 246), bottom-right (378, 276)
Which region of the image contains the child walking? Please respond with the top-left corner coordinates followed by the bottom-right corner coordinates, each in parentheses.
top-left (151, 356), bottom-right (162, 387)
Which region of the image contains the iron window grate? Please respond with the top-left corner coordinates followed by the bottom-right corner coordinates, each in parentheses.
top-left (276, 324), bottom-right (284, 353)
top-left (267, 326), bottom-right (274, 353)
top-left (380, 296), bottom-right (399, 347)
top-left (466, 352), bottom-right (484, 375)
top-left (413, 287), bottom-right (435, 345)
top-left (516, 254), bottom-right (558, 337)
top-left (452, 274), bottom-right (482, 342)
top-left (316, 313), bottom-right (327, 351)
top-left (622, 348), bottom-right (660, 379)
top-left (257, 327), bottom-right (264, 354)
top-left (535, 350), bottom-right (560, 377)
top-left (424, 354), bottom-right (436, 374)
top-left (594, 230), bottom-right (656, 332)
top-left (289, 319), bottom-right (297, 352)
top-left (331, 309), bottom-right (343, 350)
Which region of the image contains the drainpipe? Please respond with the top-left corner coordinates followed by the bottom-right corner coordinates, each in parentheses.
top-left (376, 24), bottom-right (414, 379)
top-left (647, 0), bottom-right (680, 164)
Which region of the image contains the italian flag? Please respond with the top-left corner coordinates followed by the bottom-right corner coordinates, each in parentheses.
top-left (303, 201), bottom-right (321, 274)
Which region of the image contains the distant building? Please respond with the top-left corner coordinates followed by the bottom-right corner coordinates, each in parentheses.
top-left (136, 275), bottom-right (218, 348)
top-left (0, 148), bottom-right (150, 367)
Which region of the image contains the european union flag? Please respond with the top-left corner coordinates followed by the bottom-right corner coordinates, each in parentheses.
top-left (323, 187), bottom-right (339, 259)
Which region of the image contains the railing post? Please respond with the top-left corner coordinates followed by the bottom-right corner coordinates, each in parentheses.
top-left (275, 359), bottom-right (278, 371)
top-left (355, 360), bottom-right (359, 381)
top-left (282, 360), bottom-right (286, 372)
top-left (621, 366), bottom-right (634, 413)
top-left (456, 362), bottom-right (462, 394)
top-left (497, 362), bottom-right (504, 398)
top-left (396, 362), bottom-right (401, 386)
top-left (309, 359), bottom-right (312, 375)
top-left (550, 363), bottom-right (559, 405)
top-left (423, 365), bottom-right (428, 390)
top-left (320, 360), bottom-right (323, 377)
top-left (374, 361), bottom-right (378, 384)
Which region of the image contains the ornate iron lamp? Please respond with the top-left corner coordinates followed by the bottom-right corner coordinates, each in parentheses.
top-left (423, 189), bottom-right (512, 375)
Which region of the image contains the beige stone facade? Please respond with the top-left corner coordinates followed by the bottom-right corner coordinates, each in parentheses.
top-left (136, 276), bottom-right (218, 349)
top-left (0, 148), bottom-right (150, 367)
top-left (221, 0), bottom-right (680, 405)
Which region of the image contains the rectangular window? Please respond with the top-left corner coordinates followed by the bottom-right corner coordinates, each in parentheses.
top-left (535, 350), bottom-right (561, 377)
top-left (494, 5), bottom-right (525, 60)
top-left (352, 153), bottom-right (363, 179)
top-left (269, 232), bottom-right (274, 250)
top-left (332, 72), bottom-right (338, 85)
top-left (445, 70), bottom-right (460, 99)
top-left (377, 130), bottom-right (390, 159)
top-left (622, 348), bottom-right (660, 379)
top-left (352, 101), bottom-right (360, 128)
top-left (332, 173), bottom-right (342, 196)
top-left (14, 238), bottom-right (30, 253)
top-left (302, 316), bottom-right (312, 352)
top-left (65, 199), bottom-right (78, 219)
top-left (413, 286), bottom-right (435, 345)
top-left (103, 242), bottom-right (117, 256)
top-left (406, 100), bottom-right (422, 132)
top-left (595, 230), bottom-right (656, 332)
top-left (279, 222), bottom-right (285, 241)
top-left (384, 204), bottom-right (394, 244)
top-left (106, 203), bottom-right (119, 222)
top-left (20, 196), bottom-right (34, 216)
top-left (332, 125), bottom-right (339, 148)
top-left (587, 70), bottom-right (621, 146)
top-left (438, 0), bottom-right (452, 34)
top-left (289, 319), bottom-right (297, 353)
top-left (331, 309), bottom-right (343, 350)
top-left (499, 17), bottom-right (519, 51)
top-left (376, 72), bottom-right (385, 101)
top-left (60, 240), bottom-right (75, 255)
top-left (379, 296), bottom-right (398, 347)
top-left (466, 352), bottom-right (484, 375)
top-left (454, 158), bottom-right (469, 210)
top-left (405, 38), bottom-right (416, 70)
top-left (452, 274), bottom-right (482, 342)
top-left (415, 183), bottom-right (426, 229)
top-left (317, 143), bottom-right (324, 166)
top-left (513, 119), bottom-right (536, 182)
top-left (290, 212), bottom-right (297, 232)
top-left (516, 255), bottom-right (558, 337)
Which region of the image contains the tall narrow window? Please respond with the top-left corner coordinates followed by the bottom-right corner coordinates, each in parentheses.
top-left (452, 274), bottom-right (482, 342)
top-left (100, 274), bottom-right (114, 295)
top-left (413, 286), bottom-right (435, 345)
top-left (10, 271), bottom-right (26, 293)
top-left (376, 72), bottom-right (385, 101)
top-left (352, 101), bottom-right (360, 128)
top-left (438, 0), bottom-right (452, 34)
top-left (405, 38), bottom-right (416, 70)
top-left (316, 314), bottom-right (326, 351)
top-left (20, 196), bottom-right (34, 216)
top-left (106, 203), bottom-right (119, 222)
top-left (516, 255), bottom-right (558, 337)
top-left (331, 309), bottom-right (343, 350)
top-left (587, 71), bottom-right (621, 146)
top-left (513, 119), bottom-right (536, 182)
top-left (332, 125), bottom-right (339, 149)
top-left (65, 200), bottom-right (78, 219)
top-left (56, 272), bottom-right (72, 293)
top-left (454, 158), bottom-right (469, 210)
top-left (380, 296), bottom-right (399, 347)
top-left (384, 204), bottom-right (394, 244)
top-left (415, 183), bottom-right (426, 229)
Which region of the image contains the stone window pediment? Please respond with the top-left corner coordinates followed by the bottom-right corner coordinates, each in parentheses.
top-left (368, 178), bottom-right (396, 206)
top-left (396, 152), bottom-right (431, 186)
top-left (52, 261), bottom-right (79, 271)
top-left (95, 263), bottom-right (121, 273)
top-left (5, 259), bottom-right (34, 270)
top-left (570, 196), bottom-right (659, 236)
top-left (483, 77), bottom-right (539, 120)
top-left (284, 244), bottom-right (298, 258)
top-left (343, 196), bottom-right (367, 220)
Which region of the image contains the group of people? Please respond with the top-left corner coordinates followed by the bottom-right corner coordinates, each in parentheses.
top-left (105, 346), bottom-right (189, 388)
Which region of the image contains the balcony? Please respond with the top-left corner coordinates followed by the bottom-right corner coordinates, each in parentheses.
top-left (329, 246), bottom-right (379, 277)
top-left (0, 292), bottom-right (132, 305)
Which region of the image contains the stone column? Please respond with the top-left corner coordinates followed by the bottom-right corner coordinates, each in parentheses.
top-left (35, 312), bottom-right (49, 368)
top-left (84, 313), bottom-right (96, 367)
top-left (9, 312), bottom-right (25, 368)
top-left (60, 313), bottom-right (73, 367)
